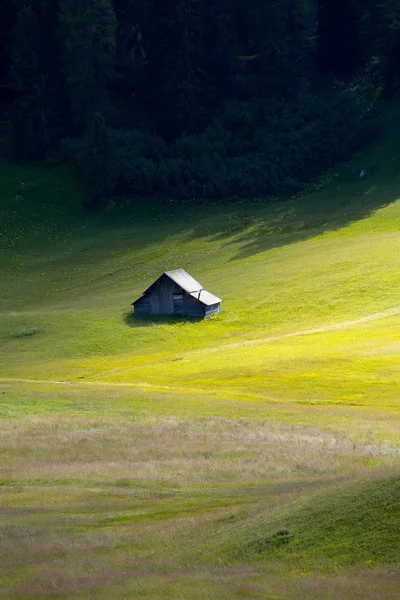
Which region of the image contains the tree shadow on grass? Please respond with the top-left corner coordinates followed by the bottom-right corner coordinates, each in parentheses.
top-left (58, 169), bottom-right (400, 273)
top-left (123, 312), bottom-right (203, 328)
top-left (183, 117), bottom-right (400, 260)
top-left (211, 177), bottom-right (400, 261)
top-left (117, 176), bottom-right (398, 303)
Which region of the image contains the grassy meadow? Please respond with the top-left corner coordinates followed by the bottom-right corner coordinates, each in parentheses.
top-left (1, 112), bottom-right (400, 598)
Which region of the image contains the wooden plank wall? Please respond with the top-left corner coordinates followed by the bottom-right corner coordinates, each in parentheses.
top-left (150, 275), bottom-right (176, 314)
top-left (205, 304), bottom-right (220, 317)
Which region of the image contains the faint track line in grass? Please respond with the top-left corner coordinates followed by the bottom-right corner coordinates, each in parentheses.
top-left (0, 376), bottom-right (198, 393)
top-left (193, 306), bottom-right (400, 355)
top-left (0, 308), bottom-right (91, 316)
top-left (1, 307), bottom-right (400, 388)
top-left (1, 377), bottom-right (400, 411)
top-left (2, 379), bottom-right (399, 414)
top-left (64, 306), bottom-right (400, 382)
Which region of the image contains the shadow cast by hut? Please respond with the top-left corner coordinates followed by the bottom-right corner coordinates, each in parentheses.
top-left (123, 312), bottom-right (203, 328)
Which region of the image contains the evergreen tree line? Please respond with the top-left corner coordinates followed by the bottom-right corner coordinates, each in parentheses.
top-left (1, 0), bottom-right (399, 206)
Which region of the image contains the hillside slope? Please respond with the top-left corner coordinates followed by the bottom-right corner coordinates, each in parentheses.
top-left (1, 112), bottom-right (400, 424)
top-left (0, 110), bottom-right (399, 599)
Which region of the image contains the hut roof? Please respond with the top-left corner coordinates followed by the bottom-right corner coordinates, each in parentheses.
top-left (165, 269), bottom-right (222, 306)
top-left (165, 268), bottom-right (203, 293)
top-left (190, 289), bottom-right (222, 306)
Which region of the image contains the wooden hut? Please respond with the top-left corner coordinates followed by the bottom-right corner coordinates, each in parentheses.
top-left (132, 269), bottom-right (222, 318)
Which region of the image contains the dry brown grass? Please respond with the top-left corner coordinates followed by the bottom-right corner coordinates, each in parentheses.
top-left (1, 410), bottom-right (399, 598)
top-left (1, 416), bottom-right (395, 485)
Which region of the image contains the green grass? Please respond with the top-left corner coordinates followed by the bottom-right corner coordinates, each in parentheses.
top-left (241, 476), bottom-right (400, 570)
top-left (0, 109), bottom-right (400, 598)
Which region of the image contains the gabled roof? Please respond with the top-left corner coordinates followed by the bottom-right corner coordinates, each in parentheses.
top-left (165, 269), bottom-right (203, 293)
top-left (133, 269), bottom-right (222, 307)
top-left (165, 269), bottom-right (222, 306)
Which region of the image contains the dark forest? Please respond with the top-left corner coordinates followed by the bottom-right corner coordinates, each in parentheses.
top-left (1, 0), bottom-right (399, 206)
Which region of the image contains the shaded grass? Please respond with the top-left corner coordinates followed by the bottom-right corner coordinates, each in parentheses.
top-left (242, 476), bottom-right (400, 570)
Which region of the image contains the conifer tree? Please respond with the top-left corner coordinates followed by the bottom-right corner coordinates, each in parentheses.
top-left (112, 0), bottom-right (147, 126)
top-left (201, 0), bottom-right (235, 108)
top-left (376, 0), bottom-right (400, 96)
top-left (229, 0), bottom-right (313, 97)
top-left (10, 5), bottom-right (45, 160)
top-left (10, 1), bottom-right (68, 159)
top-left (0, 0), bottom-right (15, 111)
top-left (84, 113), bottom-right (115, 209)
top-left (114, 0), bottom-right (147, 63)
top-left (145, 0), bottom-right (205, 139)
top-left (317, 0), bottom-right (362, 75)
top-left (60, 0), bottom-right (117, 131)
